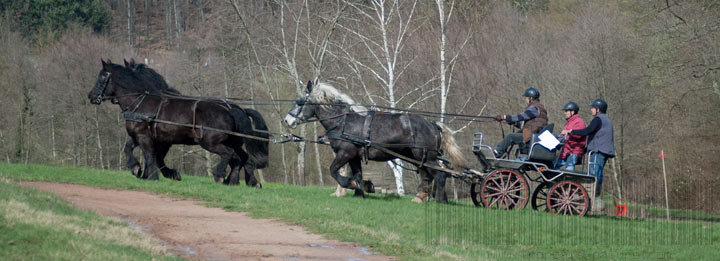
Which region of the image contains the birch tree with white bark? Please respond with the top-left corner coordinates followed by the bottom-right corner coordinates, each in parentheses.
top-left (331, 0), bottom-right (429, 196)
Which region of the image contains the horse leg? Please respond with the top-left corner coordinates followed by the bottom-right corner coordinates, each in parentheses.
top-left (201, 142), bottom-right (235, 183)
top-left (412, 166), bottom-right (432, 203)
top-left (430, 168), bottom-right (449, 203)
top-left (229, 143), bottom-right (261, 188)
top-left (243, 162), bottom-right (261, 188)
top-left (136, 136), bottom-right (159, 180)
top-left (329, 152), bottom-right (353, 189)
top-left (223, 155), bottom-right (242, 186)
top-left (156, 143), bottom-right (181, 181)
top-left (348, 158), bottom-right (364, 198)
top-left (123, 138), bottom-right (142, 178)
top-left (330, 166), bottom-right (348, 197)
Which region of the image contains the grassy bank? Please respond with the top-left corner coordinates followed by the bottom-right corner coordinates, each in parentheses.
top-left (1, 163), bottom-right (717, 260)
top-left (0, 176), bottom-right (179, 260)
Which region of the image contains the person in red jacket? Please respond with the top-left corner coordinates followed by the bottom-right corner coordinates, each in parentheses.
top-left (554, 101), bottom-right (586, 171)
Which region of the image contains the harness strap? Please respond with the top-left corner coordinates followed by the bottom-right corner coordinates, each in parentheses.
top-left (361, 111), bottom-right (375, 163)
top-left (152, 97), bottom-right (168, 138)
top-left (191, 100), bottom-right (203, 140)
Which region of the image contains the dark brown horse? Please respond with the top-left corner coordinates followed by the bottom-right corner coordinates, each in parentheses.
top-left (117, 59), bottom-right (263, 186)
top-left (88, 59), bottom-right (268, 186)
top-left (284, 81), bottom-right (466, 203)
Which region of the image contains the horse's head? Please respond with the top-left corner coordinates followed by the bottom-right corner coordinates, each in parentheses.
top-left (284, 80), bottom-right (316, 128)
top-left (87, 59), bottom-right (116, 104)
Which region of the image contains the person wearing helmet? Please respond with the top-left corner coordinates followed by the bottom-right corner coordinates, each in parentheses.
top-left (493, 87), bottom-right (548, 158)
top-left (554, 101), bottom-right (586, 171)
top-left (561, 98), bottom-right (615, 203)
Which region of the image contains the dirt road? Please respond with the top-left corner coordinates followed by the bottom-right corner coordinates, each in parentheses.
top-left (20, 182), bottom-right (392, 261)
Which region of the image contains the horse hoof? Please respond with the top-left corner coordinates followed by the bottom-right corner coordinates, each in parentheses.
top-left (330, 187), bottom-right (347, 197)
top-left (412, 192), bottom-right (430, 203)
top-left (255, 183), bottom-right (262, 189)
top-left (131, 165), bottom-right (142, 178)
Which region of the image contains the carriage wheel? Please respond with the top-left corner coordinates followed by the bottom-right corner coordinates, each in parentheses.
top-left (531, 182), bottom-right (550, 212)
top-left (479, 169), bottom-right (529, 210)
top-left (546, 180), bottom-right (590, 216)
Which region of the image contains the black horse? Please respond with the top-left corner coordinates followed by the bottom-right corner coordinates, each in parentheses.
top-left (117, 59), bottom-right (262, 186)
top-left (284, 81), bottom-right (466, 203)
top-left (88, 59), bottom-right (268, 186)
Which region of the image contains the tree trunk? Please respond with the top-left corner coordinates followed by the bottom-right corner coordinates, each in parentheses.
top-left (388, 160), bottom-right (405, 195)
top-left (95, 107), bottom-right (105, 169)
top-left (118, 112), bottom-right (124, 170)
top-left (173, 0), bottom-right (180, 49)
top-left (314, 122), bottom-right (323, 186)
top-left (145, 0), bottom-right (150, 38)
top-left (166, 0), bottom-right (172, 49)
top-left (280, 122), bottom-right (289, 184)
top-left (51, 114), bottom-right (56, 162)
top-left (435, 0), bottom-right (457, 200)
top-left (198, 0), bottom-right (204, 23)
top-left (297, 125), bottom-right (307, 186)
top-left (127, 0), bottom-right (135, 47)
top-left (0, 128), bottom-right (9, 163)
top-left (205, 150), bottom-right (212, 177)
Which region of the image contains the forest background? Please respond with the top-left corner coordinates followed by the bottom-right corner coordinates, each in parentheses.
top-left (1, 0), bottom-right (718, 213)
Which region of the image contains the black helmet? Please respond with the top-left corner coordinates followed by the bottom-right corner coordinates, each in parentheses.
top-left (522, 87), bottom-right (540, 98)
top-left (563, 101), bottom-right (579, 113)
top-left (589, 98), bottom-right (608, 113)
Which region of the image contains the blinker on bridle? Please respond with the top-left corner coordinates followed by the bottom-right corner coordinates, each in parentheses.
top-left (95, 71), bottom-right (112, 103)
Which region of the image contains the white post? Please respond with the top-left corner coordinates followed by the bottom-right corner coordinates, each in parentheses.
top-left (661, 150), bottom-right (670, 221)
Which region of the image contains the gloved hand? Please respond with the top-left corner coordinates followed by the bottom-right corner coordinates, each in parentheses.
top-left (494, 115), bottom-right (504, 122)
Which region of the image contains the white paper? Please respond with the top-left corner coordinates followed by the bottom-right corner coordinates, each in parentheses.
top-left (537, 130), bottom-right (560, 150)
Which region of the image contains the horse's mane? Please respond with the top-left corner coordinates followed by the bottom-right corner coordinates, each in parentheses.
top-left (311, 82), bottom-right (368, 116)
top-left (125, 59), bottom-right (171, 92)
top-left (105, 59), bottom-right (173, 95)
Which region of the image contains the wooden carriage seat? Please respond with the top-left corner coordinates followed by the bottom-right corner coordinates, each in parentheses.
top-left (527, 123), bottom-right (556, 163)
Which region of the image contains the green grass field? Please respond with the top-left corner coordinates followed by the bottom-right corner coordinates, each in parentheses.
top-left (1, 162), bottom-right (718, 260)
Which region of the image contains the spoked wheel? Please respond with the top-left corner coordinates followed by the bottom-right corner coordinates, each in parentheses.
top-left (531, 182), bottom-right (550, 211)
top-left (546, 180), bottom-right (590, 216)
top-left (479, 169), bottom-right (530, 210)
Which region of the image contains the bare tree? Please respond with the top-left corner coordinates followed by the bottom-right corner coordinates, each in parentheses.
top-left (331, 0), bottom-right (424, 195)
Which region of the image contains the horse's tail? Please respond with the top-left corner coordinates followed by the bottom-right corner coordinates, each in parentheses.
top-left (434, 122), bottom-right (467, 169)
top-left (230, 108), bottom-right (269, 169)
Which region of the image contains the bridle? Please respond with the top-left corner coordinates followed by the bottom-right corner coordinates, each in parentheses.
top-left (288, 94), bottom-right (311, 121)
top-left (92, 71), bottom-right (112, 104)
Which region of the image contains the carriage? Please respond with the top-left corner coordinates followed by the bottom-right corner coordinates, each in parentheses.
top-left (462, 123), bottom-right (599, 216)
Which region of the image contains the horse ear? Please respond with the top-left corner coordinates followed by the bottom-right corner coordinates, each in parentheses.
top-left (123, 59), bottom-right (130, 68)
top-left (306, 80), bottom-right (313, 93)
top-left (101, 58), bottom-right (106, 66)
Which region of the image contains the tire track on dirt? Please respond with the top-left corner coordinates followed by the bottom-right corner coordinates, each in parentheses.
top-left (19, 182), bottom-right (393, 261)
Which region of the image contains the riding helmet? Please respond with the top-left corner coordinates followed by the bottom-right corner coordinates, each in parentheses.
top-left (522, 87), bottom-right (540, 98)
top-left (589, 98), bottom-right (608, 113)
top-left (563, 101), bottom-right (579, 113)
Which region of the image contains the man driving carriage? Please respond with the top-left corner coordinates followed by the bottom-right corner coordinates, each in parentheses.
top-left (493, 87), bottom-right (548, 159)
